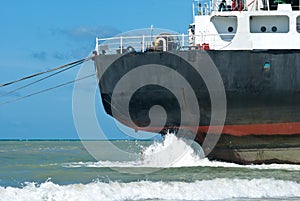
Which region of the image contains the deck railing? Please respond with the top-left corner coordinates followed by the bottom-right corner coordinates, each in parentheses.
top-left (193, 0), bottom-right (212, 16)
top-left (95, 33), bottom-right (235, 55)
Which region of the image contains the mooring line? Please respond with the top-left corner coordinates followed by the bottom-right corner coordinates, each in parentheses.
top-left (0, 60), bottom-right (85, 98)
top-left (0, 57), bottom-right (91, 88)
top-left (0, 74), bottom-right (96, 106)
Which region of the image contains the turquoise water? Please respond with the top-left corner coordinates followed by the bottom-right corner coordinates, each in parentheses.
top-left (0, 137), bottom-right (300, 201)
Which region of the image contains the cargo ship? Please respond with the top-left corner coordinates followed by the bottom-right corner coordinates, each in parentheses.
top-left (92, 0), bottom-right (300, 164)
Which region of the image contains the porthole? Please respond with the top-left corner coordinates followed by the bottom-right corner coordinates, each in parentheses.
top-left (264, 62), bottom-right (271, 71)
top-left (261, 26), bottom-right (266, 32)
top-left (228, 26), bottom-right (234, 32)
top-left (272, 26), bottom-right (277, 32)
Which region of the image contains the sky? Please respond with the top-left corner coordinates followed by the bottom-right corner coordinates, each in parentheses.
top-left (0, 0), bottom-right (194, 139)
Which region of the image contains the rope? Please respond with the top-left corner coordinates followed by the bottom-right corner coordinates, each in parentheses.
top-left (0, 57), bottom-right (90, 88)
top-left (0, 60), bottom-right (85, 98)
top-left (247, 0), bottom-right (255, 7)
top-left (0, 74), bottom-right (96, 106)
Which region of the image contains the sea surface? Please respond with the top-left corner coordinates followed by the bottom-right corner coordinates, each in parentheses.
top-left (0, 134), bottom-right (300, 201)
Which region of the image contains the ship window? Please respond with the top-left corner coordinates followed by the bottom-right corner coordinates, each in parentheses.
top-left (264, 62), bottom-right (271, 71)
top-left (250, 16), bottom-right (289, 33)
top-left (211, 16), bottom-right (237, 41)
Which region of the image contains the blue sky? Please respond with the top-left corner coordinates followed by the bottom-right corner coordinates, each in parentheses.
top-left (0, 0), bottom-right (193, 139)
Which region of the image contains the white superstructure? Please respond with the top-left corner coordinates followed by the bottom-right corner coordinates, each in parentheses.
top-left (94, 0), bottom-right (300, 54)
top-left (190, 0), bottom-right (300, 50)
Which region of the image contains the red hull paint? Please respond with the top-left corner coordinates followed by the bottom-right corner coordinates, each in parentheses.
top-left (199, 122), bottom-right (300, 136)
top-left (133, 122), bottom-right (300, 137)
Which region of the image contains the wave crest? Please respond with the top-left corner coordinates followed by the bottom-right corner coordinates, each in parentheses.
top-left (1, 179), bottom-right (300, 201)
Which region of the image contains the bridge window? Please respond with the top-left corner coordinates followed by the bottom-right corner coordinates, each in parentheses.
top-left (211, 16), bottom-right (237, 41)
top-left (250, 16), bottom-right (289, 33)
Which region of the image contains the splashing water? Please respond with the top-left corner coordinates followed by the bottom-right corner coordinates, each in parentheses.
top-left (61, 133), bottom-right (206, 168)
top-left (140, 133), bottom-right (205, 167)
top-left (1, 138), bottom-right (299, 201)
top-left (61, 133), bottom-right (300, 171)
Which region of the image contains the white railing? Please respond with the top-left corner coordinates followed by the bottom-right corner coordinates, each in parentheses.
top-left (193, 0), bottom-right (216, 16)
top-left (193, 0), bottom-right (251, 15)
top-left (95, 33), bottom-right (235, 55)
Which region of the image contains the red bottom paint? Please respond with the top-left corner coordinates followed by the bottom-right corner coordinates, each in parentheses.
top-left (133, 122), bottom-right (300, 137)
top-left (199, 122), bottom-right (300, 136)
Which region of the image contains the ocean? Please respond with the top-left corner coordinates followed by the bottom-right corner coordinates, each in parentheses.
top-left (0, 134), bottom-right (299, 201)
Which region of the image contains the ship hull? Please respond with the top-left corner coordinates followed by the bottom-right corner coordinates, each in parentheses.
top-left (94, 50), bottom-right (300, 164)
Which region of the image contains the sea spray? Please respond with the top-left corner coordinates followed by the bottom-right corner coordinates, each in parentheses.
top-left (141, 133), bottom-right (205, 167)
top-left (61, 134), bottom-right (300, 170)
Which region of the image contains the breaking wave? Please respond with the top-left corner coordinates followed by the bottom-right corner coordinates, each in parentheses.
top-left (0, 179), bottom-right (299, 201)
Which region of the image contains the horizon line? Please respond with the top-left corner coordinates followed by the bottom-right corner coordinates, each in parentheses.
top-left (0, 138), bottom-right (156, 141)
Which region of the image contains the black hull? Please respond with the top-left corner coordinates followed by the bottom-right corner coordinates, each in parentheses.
top-left (94, 50), bottom-right (300, 164)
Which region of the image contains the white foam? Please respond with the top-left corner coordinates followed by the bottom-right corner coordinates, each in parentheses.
top-left (0, 179), bottom-right (299, 201)
top-left (63, 159), bottom-right (300, 171)
top-left (140, 133), bottom-right (206, 167)
top-left (62, 134), bottom-right (300, 171)
top-left (62, 134), bottom-right (205, 168)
